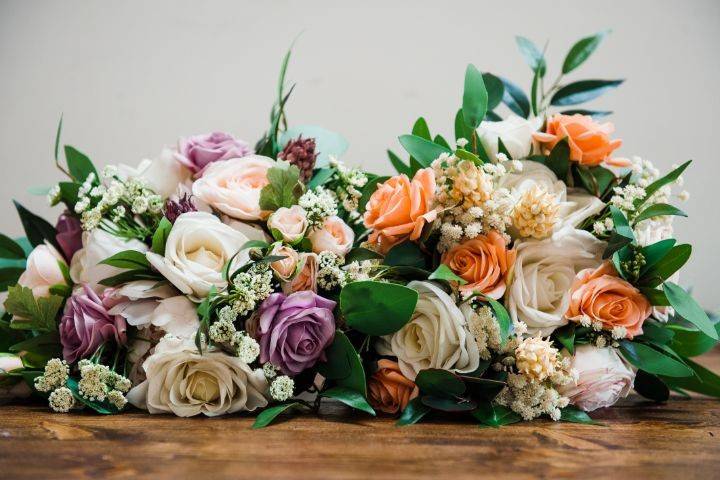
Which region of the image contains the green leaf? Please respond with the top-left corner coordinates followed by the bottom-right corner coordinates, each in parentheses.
top-left (638, 322), bottom-right (675, 345)
top-left (54, 114), bottom-right (63, 163)
top-left (100, 250), bottom-right (151, 270)
top-left (633, 203), bottom-right (687, 225)
top-left (411, 117), bottom-right (431, 140)
top-left (562, 30), bottom-right (610, 74)
top-left (661, 358), bottom-right (720, 398)
top-left (321, 386), bottom-right (375, 415)
top-left (455, 148), bottom-right (483, 166)
top-left (340, 281), bottom-right (419, 336)
top-left (639, 244), bottom-right (691, 287)
top-left (515, 36), bottom-right (546, 76)
top-left (5, 285), bottom-right (63, 332)
top-left (258, 162), bottom-right (304, 211)
top-left (240, 239), bottom-right (270, 252)
top-left (472, 403), bottom-right (522, 427)
top-left (252, 402), bottom-right (305, 429)
top-left (636, 160), bottom-right (691, 210)
top-left (396, 397), bottom-right (431, 426)
top-left (554, 323), bottom-right (576, 354)
top-left (633, 370), bottom-right (670, 402)
top-left (551, 79), bottom-right (624, 106)
top-left (398, 134), bottom-right (451, 168)
top-left (545, 138), bottom-right (570, 180)
top-left (358, 175), bottom-right (390, 214)
top-left (0, 234), bottom-right (27, 260)
top-left (482, 73), bottom-right (504, 111)
top-left (307, 167), bottom-right (335, 189)
top-left (387, 150), bottom-right (411, 176)
top-left (345, 247), bottom-right (383, 264)
top-left (151, 217), bottom-right (172, 255)
top-left (560, 109), bottom-right (612, 119)
top-left (454, 109), bottom-right (474, 143)
top-left (428, 264), bottom-right (467, 285)
top-left (66, 377), bottom-right (120, 414)
top-left (421, 395), bottom-right (477, 412)
top-left (58, 182), bottom-right (80, 210)
top-left (279, 125), bottom-right (349, 169)
top-left (433, 134), bottom-right (451, 150)
top-left (0, 267), bottom-right (25, 291)
top-left (603, 206), bottom-right (634, 259)
top-left (560, 406), bottom-right (598, 424)
top-left (99, 269), bottom-right (161, 287)
top-left (64, 145), bottom-right (98, 184)
top-left (13, 201), bottom-right (59, 250)
top-left (574, 164), bottom-right (616, 198)
top-left (462, 64), bottom-right (488, 128)
top-left (663, 282), bottom-right (718, 340)
top-left (501, 78), bottom-right (530, 118)
top-left (481, 296), bottom-right (511, 346)
top-left (9, 331), bottom-right (61, 369)
top-left (619, 340), bottom-right (692, 377)
top-left (415, 369), bottom-right (465, 397)
top-left (316, 330), bottom-right (367, 395)
top-left (667, 322), bottom-right (720, 357)
top-left (530, 64), bottom-right (541, 117)
top-left (639, 239), bottom-right (677, 276)
top-left (384, 241), bottom-right (429, 269)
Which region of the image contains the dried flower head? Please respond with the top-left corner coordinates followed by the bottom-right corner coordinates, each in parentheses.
top-left (512, 185), bottom-right (560, 239)
top-left (279, 135), bottom-right (318, 183)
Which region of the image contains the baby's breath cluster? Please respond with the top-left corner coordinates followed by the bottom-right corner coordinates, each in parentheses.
top-left (77, 360), bottom-right (131, 409)
top-left (228, 262), bottom-right (274, 316)
top-left (317, 251), bottom-right (347, 290)
top-left (343, 259), bottom-right (378, 283)
top-left (269, 375), bottom-right (295, 401)
top-left (432, 154), bottom-right (516, 251)
top-left (298, 187), bottom-right (338, 228)
top-left (328, 156), bottom-right (368, 214)
top-left (464, 302), bottom-right (501, 360)
top-left (34, 358), bottom-right (69, 393)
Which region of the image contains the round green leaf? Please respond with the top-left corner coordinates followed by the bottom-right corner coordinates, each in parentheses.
top-left (340, 281), bottom-right (418, 336)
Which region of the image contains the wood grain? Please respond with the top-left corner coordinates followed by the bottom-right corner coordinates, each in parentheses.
top-left (1, 352), bottom-right (719, 480)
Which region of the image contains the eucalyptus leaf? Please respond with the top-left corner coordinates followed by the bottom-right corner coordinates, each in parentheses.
top-left (560, 406), bottom-right (598, 424)
top-left (387, 150), bottom-right (411, 176)
top-left (515, 36), bottom-right (546, 76)
top-left (64, 145), bottom-right (98, 184)
top-left (321, 386), bottom-right (375, 415)
top-left (619, 340), bottom-right (692, 377)
top-left (501, 77), bottom-right (530, 118)
top-left (396, 397), bottom-right (431, 426)
top-left (633, 203), bottom-right (687, 225)
top-left (633, 370), bottom-right (670, 402)
top-left (316, 330), bottom-right (367, 395)
top-left (252, 402), bottom-right (305, 428)
top-left (0, 234), bottom-right (27, 260)
top-left (340, 281), bottom-right (419, 336)
top-left (663, 282), bottom-right (718, 340)
top-left (462, 64), bottom-right (488, 128)
top-left (398, 134), bottom-right (451, 167)
top-left (428, 264), bottom-right (467, 285)
top-left (562, 30), bottom-right (610, 74)
top-left (415, 368), bottom-right (465, 397)
top-left (551, 79), bottom-right (624, 106)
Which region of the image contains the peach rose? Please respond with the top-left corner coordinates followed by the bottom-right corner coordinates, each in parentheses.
top-left (441, 231), bottom-right (516, 298)
top-left (363, 168), bottom-right (437, 254)
top-left (267, 205), bottom-right (308, 243)
top-left (532, 114), bottom-right (628, 167)
top-left (308, 216), bottom-right (354, 257)
top-left (192, 155), bottom-right (275, 220)
top-left (367, 359), bottom-right (419, 414)
top-left (566, 262), bottom-right (651, 338)
top-left (269, 244), bottom-right (300, 282)
top-left (282, 252), bottom-right (318, 294)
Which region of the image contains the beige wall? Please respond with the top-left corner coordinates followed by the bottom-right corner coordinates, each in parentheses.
top-left (1, 0), bottom-right (718, 308)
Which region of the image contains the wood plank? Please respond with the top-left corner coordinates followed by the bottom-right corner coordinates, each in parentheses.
top-left (1, 351), bottom-right (719, 480)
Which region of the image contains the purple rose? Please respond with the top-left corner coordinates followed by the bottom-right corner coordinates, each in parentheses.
top-left (257, 291), bottom-right (336, 376)
top-left (55, 212), bottom-right (82, 261)
top-left (60, 285), bottom-right (127, 363)
top-left (175, 131), bottom-right (252, 175)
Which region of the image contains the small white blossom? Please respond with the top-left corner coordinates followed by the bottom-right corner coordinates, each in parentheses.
top-left (263, 363), bottom-right (279, 379)
top-left (48, 387), bottom-right (75, 413)
top-left (269, 375), bottom-right (295, 401)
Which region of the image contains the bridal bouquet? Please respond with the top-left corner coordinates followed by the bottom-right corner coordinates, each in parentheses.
top-left (1, 33), bottom-right (718, 427)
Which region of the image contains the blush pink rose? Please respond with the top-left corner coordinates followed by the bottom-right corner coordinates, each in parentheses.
top-left (566, 262), bottom-right (651, 339)
top-left (269, 244), bottom-right (300, 282)
top-left (308, 216), bottom-right (354, 257)
top-left (267, 205), bottom-right (308, 243)
top-left (17, 243), bottom-right (68, 298)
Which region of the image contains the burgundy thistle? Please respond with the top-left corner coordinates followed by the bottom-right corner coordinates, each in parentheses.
top-left (175, 131), bottom-right (252, 175)
top-left (164, 193), bottom-right (197, 223)
top-left (55, 212), bottom-right (83, 261)
top-left (278, 135), bottom-right (318, 183)
top-left (256, 291), bottom-right (336, 375)
top-left (59, 285), bottom-right (128, 363)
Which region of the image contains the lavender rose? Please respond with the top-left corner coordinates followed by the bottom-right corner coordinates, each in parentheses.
top-left (60, 285), bottom-right (128, 363)
top-left (175, 131), bottom-right (252, 175)
top-left (257, 291), bottom-right (336, 375)
top-left (55, 212), bottom-right (82, 261)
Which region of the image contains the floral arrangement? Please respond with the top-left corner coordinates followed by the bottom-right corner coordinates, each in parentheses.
top-left (1, 33), bottom-right (718, 428)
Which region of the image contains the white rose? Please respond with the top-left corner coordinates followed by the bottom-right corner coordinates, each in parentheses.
top-left (634, 216), bottom-right (674, 247)
top-left (220, 215), bottom-right (271, 243)
top-left (127, 336), bottom-right (268, 417)
top-left (558, 345), bottom-right (635, 412)
top-left (377, 281), bottom-right (480, 380)
top-left (308, 215), bottom-right (354, 257)
top-left (17, 243), bottom-right (67, 298)
top-left (477, 115), bottom-right (541, 160)
top-left (192, 155), bottom-right (276, 220)
top-left (499, 160), bottom-right (606, 233)
top-left (505, 226), bottom-right (604, 335)
top-left (117, 147), bottom-right (193, 198)
top-left (70, 229), bottom-right (148, 292)
top-left (267, 205), bottom-right (308, 243)
top-left (105, 280), bottom-right (199, 338)
top-left (146, 212), bottom-right (250, 299)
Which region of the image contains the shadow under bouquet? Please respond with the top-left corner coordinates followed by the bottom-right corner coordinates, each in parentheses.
top-left (0, 33), bottom-right (718, 428)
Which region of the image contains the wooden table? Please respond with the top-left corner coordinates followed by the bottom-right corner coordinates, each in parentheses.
top-left (2, 352), bottom-right (719, 480)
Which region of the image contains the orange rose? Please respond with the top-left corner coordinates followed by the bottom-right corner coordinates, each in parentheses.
top-left (363, 168), bottom-right (437, 254)
top-left (367, 359), bottom-right (419, 414)
top-left (533, 114), bottom-right (628, 167)
top-left (441, 231), bottom-right (516, 298)
top-left (566, 262), bottom-right (651, 338)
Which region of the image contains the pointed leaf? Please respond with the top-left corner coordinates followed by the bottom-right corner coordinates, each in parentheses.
top-left (562, 30), bottom-right (610, 74)
top-left (664, 282), bottom-right (718, 340)
top-left (551, 79), bottom-right (624, 106)
top-left (462, 64), bottom-right (488, 128)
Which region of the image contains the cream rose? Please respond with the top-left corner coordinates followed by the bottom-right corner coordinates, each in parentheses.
top-left (377, 281), bottom-right (480, 380)
top-left (17, 243), bottom-right (67, 298)
top-left (117, 147), bottom-right (193, 199)
top-left (267, 205), bottom-right (308, 243)
top-left (269, 244), bottom-right (300, 282)
top-left (192, 155), bottom-right (276, 220)
top-left (127, 336), bottom-right (268, 417)
top-left (558, 345), bottom-right (635, 412)
top-left (70, 229), bottom-right (149, 292)
top-left (499, 160), bottom-right (606, 233)
top-left (505, 226), bottom-right (604, 335)
top-left (308, 215), bottom-right (354, 257)
top-left (146, 212), bottom-right (250, 298)
top-left (477, 115), bottom-right (540, 160)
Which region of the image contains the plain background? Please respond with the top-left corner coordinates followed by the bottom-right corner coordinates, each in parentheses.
top-left (0, 0), bottom-right (718, 308)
